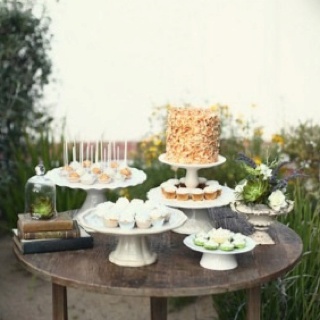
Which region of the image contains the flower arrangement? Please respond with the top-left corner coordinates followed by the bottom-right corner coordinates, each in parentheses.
top-left (234, 152), bottom-right (303, 212)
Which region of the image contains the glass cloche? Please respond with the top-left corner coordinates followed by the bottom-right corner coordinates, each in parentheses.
top-left (25, 161), bottom-right (56, 220)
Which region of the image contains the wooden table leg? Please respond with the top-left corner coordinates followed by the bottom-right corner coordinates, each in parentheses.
top-left (150, 297), bottom-right (167, 320)
top-left (52, 283), bottom-right (68, 320)
top-left (247, 286), bottom-right (261, 320)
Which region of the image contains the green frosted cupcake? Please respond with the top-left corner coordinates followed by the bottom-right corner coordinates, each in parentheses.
top-left (219, 241), bottom-right (235, 252)
top-left (204, 240), bottom-right (219, 250)
top-left (233, 238), bottom-right (246, 249)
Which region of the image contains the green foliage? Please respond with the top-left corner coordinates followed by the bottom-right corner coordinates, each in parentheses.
top-left (0, 0), bottom-right (53, 220)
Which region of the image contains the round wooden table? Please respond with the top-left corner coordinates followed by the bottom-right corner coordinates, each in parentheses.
top-left (13, 221), bottom-right (302, 320)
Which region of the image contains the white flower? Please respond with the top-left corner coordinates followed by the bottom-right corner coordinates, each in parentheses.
top-left (268, 190), bottom-right (287, 211)
top-left (235, 180), bottom-right (247, 200)
top-left (257, 164), bottom-right (272, 180)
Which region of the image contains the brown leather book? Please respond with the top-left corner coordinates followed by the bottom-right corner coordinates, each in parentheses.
top-left (18, 220), bottom-right (80, 240)
top-left (18, 212), bottom-right (74, 233)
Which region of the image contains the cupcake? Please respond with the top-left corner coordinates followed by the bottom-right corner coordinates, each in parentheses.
top-left (98, 173), bottom-right (111, 184)
top-left (163, 185), bottom-right (177, 200)
top-left (103, 211), bottom-right (119, 228)
top-left (193, 231), bottom-right (208, 246)
top-left (118, 211), bottom-right (135, 230)
top-left (233, 238), bottom-right (246, 249)
top-left (203, 185), bottom-right (219, 200)
top-left (160, 182), bottom-right (172, 196)
top-left (176, 188), bottom-right (190, 201)
top-left (60, 165), bottom-right (73, 177)
top-left (82, 159), bottom-right (92, 168)
top-left (167, 178), bottom-right (180, 186)
top-left (80, 172), bottom-right (96, 185)
top-left (191, 188), bottom-right (204, 201)
top-left (149, 209), bottom-right (165, 227)
top-left (91, 163), bottom-right (102, 175)
top-left (119, 167), bottom-right (132, 179)
top-left (135, 212), bottom-right (152, 229)
top-left (204, 239), bottom-right (219, 250)
top-left (220, 241), bottom-right (235, 252)
top-left (68, 171), bottom-right (80, 183)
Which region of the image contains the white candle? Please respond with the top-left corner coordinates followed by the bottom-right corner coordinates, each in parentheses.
top-left (64, 138), bottom-right (68, 166)
top-left (86, 141), bottom-right (89, 160)
top-left (95, 141), bottom-right (99, 163)
top-left (72, 146), bottom-right (76, 162)
top-left (80, 141), bottom-right (83, 164)
top-left (90, 145), bottom-right (93, 162)
top-left (124, 140), bottom-right (127, 166)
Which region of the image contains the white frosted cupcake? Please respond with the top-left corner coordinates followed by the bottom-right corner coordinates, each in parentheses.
top-left (80, 172), bottom-right (96, 185)
top-left (103, 211), bottom-right (119, 228)
top-left (118, 211), bottom-right (135, 230)
top-left (67, 171), bottom-right (80, 183)
top-left (203, 185), bottom-right (219, 200)
top-left (98, 173), bottom-right (111, 184)
top-left (163, 185), bottom-right (177, 200)
top-left (190, 188), bottom-right (204, 201)
top-left (135, 212), bottom-right (152, 229)
top-left (149, 209), bottom-right (165, 227)
top-left (176, 188), bottom-right (190, 201)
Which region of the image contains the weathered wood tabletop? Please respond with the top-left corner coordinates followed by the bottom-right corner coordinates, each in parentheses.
top-left (13, 208), bottom-right (303, 320)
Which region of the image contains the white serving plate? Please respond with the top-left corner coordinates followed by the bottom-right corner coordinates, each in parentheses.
top-left (183, 234), bottom-right (256, 270)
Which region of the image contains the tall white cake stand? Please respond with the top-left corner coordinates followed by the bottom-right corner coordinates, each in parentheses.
top-left (46, 168), bottom-right (147, 217)
top-left (147, 154), bottom-right (235, 235)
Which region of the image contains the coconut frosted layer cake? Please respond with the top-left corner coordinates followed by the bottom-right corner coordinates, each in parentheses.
top-left (166, 106), bottom-right (220, 164)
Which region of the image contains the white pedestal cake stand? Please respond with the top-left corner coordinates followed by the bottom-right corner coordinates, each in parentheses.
top-left (148, 154), bottom-right (235, 235)
top-left (183, 234), bottom-right (256, 270)
top-left (46, 168), bottom-right (147, 217)
top-left (76, 206), bottom-right (187, 267)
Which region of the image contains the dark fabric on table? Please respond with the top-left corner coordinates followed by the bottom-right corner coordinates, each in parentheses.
top-left (208, 206), bottom-right (254, 236)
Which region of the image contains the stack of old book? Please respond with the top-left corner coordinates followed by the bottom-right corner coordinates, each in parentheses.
top-left (13, 212), bottom-right (93, 254)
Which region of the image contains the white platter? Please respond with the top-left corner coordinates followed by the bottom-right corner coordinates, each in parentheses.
top-left (77, 206), bottom-right (188, 236)
top-left (147, 186), bottom-right (235, 209)
top-left (183, 234), bottom-right (256, 270)
top-left (46, 167), bottom-right (147, 190)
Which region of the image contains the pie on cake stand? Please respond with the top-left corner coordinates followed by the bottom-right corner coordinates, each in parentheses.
top-left (147, 154), bottom-right (235, 235)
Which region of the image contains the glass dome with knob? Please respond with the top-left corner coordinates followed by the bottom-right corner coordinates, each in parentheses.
top-left (25, 161), bottom-right (57, 220)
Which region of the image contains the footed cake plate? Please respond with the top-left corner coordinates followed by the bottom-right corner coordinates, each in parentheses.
top-left (46, 167), bottom-right (147, 216)
top-left (76, 207), bottom-right (187, 267)
top-left (183, 234), bottom-right (256, 270)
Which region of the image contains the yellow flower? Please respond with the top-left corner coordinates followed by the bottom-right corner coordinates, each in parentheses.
top-left (272, 134), bottom-right (284, 145)
top-left (253, 156), bottom-right (262, 165)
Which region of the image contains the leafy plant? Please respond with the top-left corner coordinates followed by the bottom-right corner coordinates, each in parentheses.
top-left (0, 0), bottom-right (53, 221)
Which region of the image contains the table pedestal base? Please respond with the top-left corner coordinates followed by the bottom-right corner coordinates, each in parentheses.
top-left (200, 253), bottom-right (238, 270)
top-left (109, 235), bottom-right (157, 267)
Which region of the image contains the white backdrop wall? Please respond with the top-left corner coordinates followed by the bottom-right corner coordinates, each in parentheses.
top-left (39, 0), bottom-right (320, 140)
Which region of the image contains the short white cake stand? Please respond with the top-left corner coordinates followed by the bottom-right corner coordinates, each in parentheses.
top-left (150, 154), bottom-right (235, 234)
top-left (159, 154), bottom-right (226, 188)
top-left (77, 206), bottom-right (187, 267)
top-left (183, 234), bottom-right (256, 270)
top-left (46, 168), bottom-right (147, 217)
